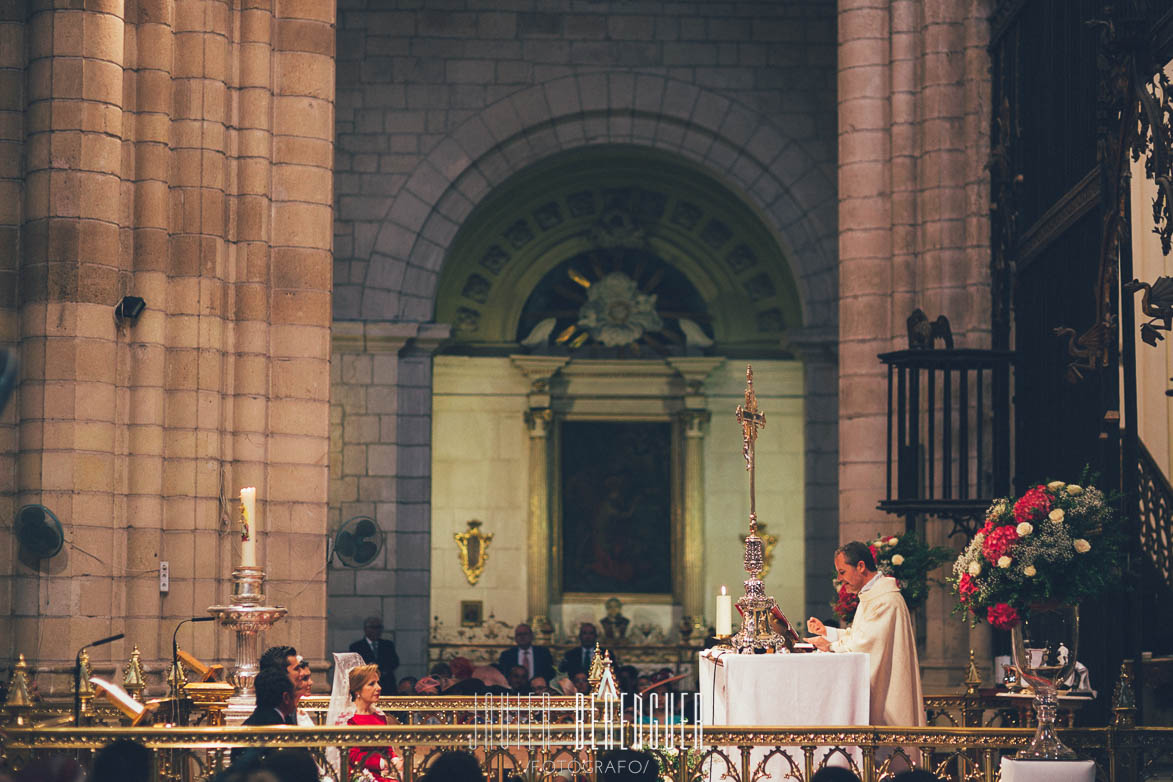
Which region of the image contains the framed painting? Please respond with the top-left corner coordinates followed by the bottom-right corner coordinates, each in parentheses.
top-left (559, 420), bottom-right (672, 594)
top-left (460, 600), bottom-right (483, 627)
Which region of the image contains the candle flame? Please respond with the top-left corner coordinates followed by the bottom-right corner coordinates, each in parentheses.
top-left (720, 585), bottom-right (727, 595)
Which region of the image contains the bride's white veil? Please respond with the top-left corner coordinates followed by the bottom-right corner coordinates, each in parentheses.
top-left (325, 652), bottom-right (365, 778)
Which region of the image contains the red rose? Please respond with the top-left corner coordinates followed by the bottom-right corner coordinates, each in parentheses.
top-left (957, 573), bottom-right (978, 603)
top-left (982, 524), bottom-right (1019, 565)
top-left (1012, 485), bottom-right (1052, 524)
top-left (868, 544), bottom-right (878, 561)
top-left (987, 603), bottom-right (1020, 630)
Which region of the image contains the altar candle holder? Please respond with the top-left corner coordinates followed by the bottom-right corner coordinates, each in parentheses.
top-left (208, 565), bottom-right (287, 723)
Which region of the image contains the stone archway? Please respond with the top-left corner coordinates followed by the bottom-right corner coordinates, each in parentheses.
top-left (327, 74), bottom-right (839, 669)
top-left (333, 72), bottom-right (837, 332)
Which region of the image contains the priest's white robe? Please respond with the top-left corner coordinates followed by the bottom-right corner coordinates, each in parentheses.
top-left (826, 575), bottom-right (926, 727)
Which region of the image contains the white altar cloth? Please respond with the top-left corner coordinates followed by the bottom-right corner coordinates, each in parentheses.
top-left (699, 651), bottom-right (869, 727)
top-left (699, 652), bottom-right (870, 776)
top-left (1000, 757), bottom-right (1096, 781)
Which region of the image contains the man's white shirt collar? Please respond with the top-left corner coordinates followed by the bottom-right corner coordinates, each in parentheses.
top-left (859, 572), bottom-right (883, 593)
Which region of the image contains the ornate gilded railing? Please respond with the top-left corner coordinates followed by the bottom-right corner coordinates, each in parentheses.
top-left (3, 723), bottom-right (1173, 782)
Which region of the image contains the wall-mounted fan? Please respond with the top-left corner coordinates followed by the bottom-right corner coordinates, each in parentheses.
top-left (332, 516), bottom-right (384, 568)
top-left (15, 504), bottom-right (64, 559)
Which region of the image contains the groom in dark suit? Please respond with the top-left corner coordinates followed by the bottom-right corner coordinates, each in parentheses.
top-left (497, 623), bottom-right (555, 681)
top-left (349, 616), bottom-right (400, 692)
top-left (232, 667), bottom-right (297, 766)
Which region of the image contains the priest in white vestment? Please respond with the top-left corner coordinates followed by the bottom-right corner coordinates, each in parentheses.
top-left (805, 542), bottom-right (926, 727)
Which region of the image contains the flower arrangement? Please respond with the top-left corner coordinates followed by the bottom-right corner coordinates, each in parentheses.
top-left (830, 531), bottom-right (951, 623)
top-left (949, 479), bottom-right (1121, 630)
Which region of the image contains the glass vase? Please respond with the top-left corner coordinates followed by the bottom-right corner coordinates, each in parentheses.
top-left (1010, 604), bottom-right (1079, 760)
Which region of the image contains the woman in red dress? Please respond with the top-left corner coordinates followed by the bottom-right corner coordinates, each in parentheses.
top-left (347, 663), bottom-right (401, 781)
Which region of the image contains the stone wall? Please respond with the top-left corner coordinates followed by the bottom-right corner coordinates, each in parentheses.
top-left (328, 322), bottom-right (446, 675)
top-left (327, 0), bottom-right (841, 666)
top-left (3, 0), bottom-right (335, 685)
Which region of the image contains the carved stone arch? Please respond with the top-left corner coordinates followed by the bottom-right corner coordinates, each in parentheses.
top-left (344, 72), bottom-right (837, 329)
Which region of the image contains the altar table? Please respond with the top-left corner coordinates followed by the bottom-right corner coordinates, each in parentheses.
top-left (699, 651), bottom-right (869, 727)
top-left (699, 652), bottom-right (870, 775)
top-left (1000, 757), bottom-right (1096, 781)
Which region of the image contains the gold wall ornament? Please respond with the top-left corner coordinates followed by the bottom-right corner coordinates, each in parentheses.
top-left (739, 522), bottom-right (778, 578)
top-left (455, 520), bottom-right (493, 586)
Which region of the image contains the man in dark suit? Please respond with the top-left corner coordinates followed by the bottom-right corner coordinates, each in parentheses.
top-left (497, 623), bottom-right (555, 681)
top-left (348, 616), bottom-right (399, 693)
top-left (244, 667), bottom-right (297, 726)
top-left (559, 622), bottom-right (619, 676)
top-left (232, 667), bottom-right (297, 766)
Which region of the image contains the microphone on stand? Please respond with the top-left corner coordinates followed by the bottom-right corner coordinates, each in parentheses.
top-left (171, 616), bottom-right (215, 725)
top-left (74, 633), bottom-right (125, 726)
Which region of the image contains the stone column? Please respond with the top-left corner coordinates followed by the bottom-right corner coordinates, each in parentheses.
top-left (838, 0), bottom-right (992, 686)
top-left (523, 407), bottom-right (553, 624)
top-left (19, 0), bottom-right (129, 664)
top-left (667, 357), bottom-right (722, 624)
top-left (511, 356), bottom-right (568, 627)
top-left (678, 408), bottom-right (709, 623)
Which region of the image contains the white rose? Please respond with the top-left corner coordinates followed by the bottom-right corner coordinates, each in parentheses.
top-left (997, 555), bottom-right (1012, 568)
top-left (968, 561), bottom-right (982, 576)
top-left (1023, 565), bottom-right (1037, 577)
top-left (888, 537), bottom-right (899, 546)
top-left (1016, 522), bottom-right (1033, 536)
top-left (891, 554), bottom-right (905, 566)
top-left (1048, 508), bottom-right (1065, 523)
top-left (1047, 480), bottom-right (1065, 491)
top-left (1074, 539), bottom-right (1091, 554)
top-left (1066, 485), bottom-right (1083, 495)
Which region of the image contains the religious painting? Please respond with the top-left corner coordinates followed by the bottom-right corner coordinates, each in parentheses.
top-left (560, 421), bottom-right (672, 594)
top-left (460, 600), bottom-right (483, 627)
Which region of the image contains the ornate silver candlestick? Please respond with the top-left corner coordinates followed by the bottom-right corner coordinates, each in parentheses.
top-left (208, 566), bottom-right (287, 723)
top-left (730, 366), bottom-right (792, 654)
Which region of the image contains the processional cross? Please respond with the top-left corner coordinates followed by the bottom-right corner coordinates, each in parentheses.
top-left (735, 365), bottom-right (766, 526)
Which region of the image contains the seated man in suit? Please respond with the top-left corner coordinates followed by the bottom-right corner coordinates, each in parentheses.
top-left (497, 623), bottom-right (555, 681)
top-left (232, 667), bottom-right (297, 767)
top-left (559, 622), bottom-right (619, 677)
top-left (348, 616), bottom-right (399, 693)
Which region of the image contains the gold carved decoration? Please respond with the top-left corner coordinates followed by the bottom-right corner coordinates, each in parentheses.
top-left (739, 522), bottom-right (778, 579)
top-left (455, 520), bottom-right (493, 586)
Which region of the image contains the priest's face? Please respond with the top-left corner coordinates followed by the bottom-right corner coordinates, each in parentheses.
top-left (834, 552), bottom-right (872, 594)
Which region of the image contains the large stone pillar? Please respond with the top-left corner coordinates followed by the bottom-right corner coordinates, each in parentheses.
top-left (838, 0), bottom-right (993, 686)
top-left (5, 0), bottom-right (337, 685)
top-left (19, 0), bottom-right (130, 668)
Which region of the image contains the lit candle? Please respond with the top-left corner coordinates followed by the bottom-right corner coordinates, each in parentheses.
top-left (716, 585), bottom-right (732, 637)
top-left (240, 487), bottom-right (257, 568)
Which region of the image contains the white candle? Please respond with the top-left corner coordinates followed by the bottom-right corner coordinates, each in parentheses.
top-left (240, 487), bottom-right (257, 568)
top-left (716, 585), bottom-right (732, 637)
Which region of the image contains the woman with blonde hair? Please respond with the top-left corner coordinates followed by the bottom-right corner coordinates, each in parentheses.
top-left (346, 663), bottom-right (401, 780)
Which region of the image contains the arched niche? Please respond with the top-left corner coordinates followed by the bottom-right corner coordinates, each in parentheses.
top-left (434, 145), bottom-right (802, 355)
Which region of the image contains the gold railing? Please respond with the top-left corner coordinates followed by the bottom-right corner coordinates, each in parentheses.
top-left (3, 722), bottom-right (1173, 782)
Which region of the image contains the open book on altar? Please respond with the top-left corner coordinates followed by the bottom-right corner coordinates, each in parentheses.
top-left (90, 677), bottom-right (157, 726)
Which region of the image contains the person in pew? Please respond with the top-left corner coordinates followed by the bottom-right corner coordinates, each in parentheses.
top-left (345, 664), bottom-right (402, 782)
top-left (497, 623), bottom-right (556, 681)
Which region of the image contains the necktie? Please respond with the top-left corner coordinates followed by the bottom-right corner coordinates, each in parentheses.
top-left (521, 648), bottom-right (532, 677)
